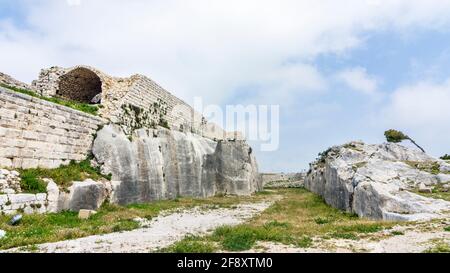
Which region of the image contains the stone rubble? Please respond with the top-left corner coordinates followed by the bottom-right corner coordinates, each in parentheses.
top-left (0, 169), bottom-right (22, 194)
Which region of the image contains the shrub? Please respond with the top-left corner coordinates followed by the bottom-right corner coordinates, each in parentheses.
top-left (19, 158), bottom-right (110, 192)
top-left (384, 129), bottom-right (425, 153)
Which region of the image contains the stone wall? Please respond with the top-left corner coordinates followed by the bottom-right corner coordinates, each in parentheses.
top-left (0, 193), bottom-right (49, 215)
top-left (0, 86), bottom-right (106, 169)
top-left (261, 173), bottom-right (305, 188)
top-left (0, 72), bottom-right (32, 90)
top-left (32, 66), bottom-right (232, 141)
top-left (115, 76), bottom-right (228, 139)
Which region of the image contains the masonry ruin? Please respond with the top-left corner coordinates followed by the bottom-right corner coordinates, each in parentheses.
top-left (0, 66), bottom-right (261, 213)
top-left (57, 67), bottom-right (103, 103)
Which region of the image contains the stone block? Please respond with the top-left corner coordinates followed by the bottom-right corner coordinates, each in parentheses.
top-left (0, 157), bottom-right (13, 168)
top-left (78, 209), bottom-right (97, 220)
top-left (21, 158), bottom-right (39, 169)
top-left (0, 194), bottom-right (9, 206)
top-left (9, 194), bottom-right (36, 204)
top-left (36, 193), bottom-right (47, 201)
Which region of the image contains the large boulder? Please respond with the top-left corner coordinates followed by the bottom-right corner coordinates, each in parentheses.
top-left (92, 124), bottom-right (262, 205)
top-left (48, 179), bottom-right (109, 212)
top-left (305, 141), bottom-right (450, 221)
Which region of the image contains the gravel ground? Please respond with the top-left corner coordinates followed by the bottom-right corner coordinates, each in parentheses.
top-left (4, 202), bottom-right (272, 253)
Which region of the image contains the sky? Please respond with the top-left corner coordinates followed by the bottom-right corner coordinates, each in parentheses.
top-left (1, 0), bottom-right (450, 172)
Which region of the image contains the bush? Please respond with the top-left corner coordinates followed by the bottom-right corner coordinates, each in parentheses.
top-left (20, 170), bottom-right (47, 193)
top-left (19, 158), bottom-right (110, 192)
top-left (384, 129), bottom-right (408, 143)
top-left (441, 154), bottom-right (450, 160)
top-left (221, 229), bottom-right (257, 251)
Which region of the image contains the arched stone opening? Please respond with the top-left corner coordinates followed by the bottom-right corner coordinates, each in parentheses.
top-left (57, 68), bottom-right (103, 103)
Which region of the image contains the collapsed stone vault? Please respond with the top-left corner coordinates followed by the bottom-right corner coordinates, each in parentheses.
top-left (57, 67), bottom-right (103, 103)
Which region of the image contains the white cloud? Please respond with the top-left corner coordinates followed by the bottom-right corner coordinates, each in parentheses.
top-left (2, 0), bottom-right (450, 105)
top-left (382, 79), bottom-right (450, 127)
top-left (335, 67), bottom-right (379, 95)
top-left (2, 0), bottom-right (450, 170)
top-left (377, 78), bottom-right (450, 158)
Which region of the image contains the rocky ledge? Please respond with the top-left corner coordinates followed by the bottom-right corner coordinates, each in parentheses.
top-left (305, 141), bottom-right (450, 221)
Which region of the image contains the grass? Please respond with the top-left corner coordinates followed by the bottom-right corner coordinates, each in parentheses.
top-left (19, 158), bottom-right (111, 193)
top-left (444, 226), bottom-right (450, 232)
top-left (0, 193), bottom-right (270, 250)
top-left (424, 241), bottom-right (450, 253)
top-left (0, 84), bottom-right (99, 116)
top-left (163, 188), bottom-right (398, 252)
top-left (164, 235), bottom-right (217, 253)
top-left (404, 161), bottom-right (443, 175)
top-left (414, 184), bottom-right (450, 202)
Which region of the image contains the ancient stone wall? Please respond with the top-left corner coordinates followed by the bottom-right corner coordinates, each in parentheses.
top-left (114, 76), bottom-right (228, 139)
top-left (32, 66), bottom-right (232, 141)
top-left (0, 86), bottom-right (106, 169)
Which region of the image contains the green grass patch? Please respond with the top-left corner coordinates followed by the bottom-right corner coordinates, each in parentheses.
top-left (444, 226), bottom-right (450, 232)
top-left (0, 84), bottom-right (99, 116)
top-left (391, 231), bottom-right (405, 236)
top-left (164, 188), bottom-right (395, 252)
top-left (220, 227), bottom-right (257, 251)
top-left (0, 193), bottom-right (272, 250)
top-left (404, 161), bottom-right (442, 175)
top-left (414, 184), bottom-right (450, 202)
top-left (331, 232), bottom-right (359, 240)
top-left (163, 235), bottom-right (216, 253)
top-left (424, 242), bottom-right (450, 253)
top-left (19, 158), bottom-right (111, 192)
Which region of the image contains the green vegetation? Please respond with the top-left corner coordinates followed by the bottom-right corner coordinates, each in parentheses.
top-left (441, 154), bottom-right (450, 160)
top-left (404, 161), bottom-right (442, 175)
top-left (444, 226), bottom-right (450, 232)
top-left (0, 194), bottom-right (270, 250)
top-left (352, 162), bottom-right (368, 172)
top-left (390, 231), bottom-right (405, 236)
top-left (424, 241), bottom-right (450, 253)
top-left (0, 84), bottom-right (99, 116)
top-left (384, 129), bottom-right (425, 153)
top-left (163, 188), bottom-right (397, 252)
top-left (19, 158), bottom-right (111, 193)
top-left (164, 236), bottom-right (216, 253)
top-left (414, 184), bottom-right (450, 202)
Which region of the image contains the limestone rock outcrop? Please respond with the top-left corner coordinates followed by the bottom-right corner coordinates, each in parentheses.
top-left (305, 141), bottom-right (450, 221)
top-left (92, 124), bottom-right (262, 205)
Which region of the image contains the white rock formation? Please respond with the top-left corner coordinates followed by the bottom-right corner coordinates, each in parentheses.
top-left (305, 141), bottom-right (450, 221)
top-left (0, 169), bottom-right (22, 194)
top-left (92, 124), bottom-right (262, 205)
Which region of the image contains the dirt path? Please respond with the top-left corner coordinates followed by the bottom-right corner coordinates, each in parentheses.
top-left (6, 202), bottom-right (272, 253)
top-left (249, 220), bottom-right (450, 253)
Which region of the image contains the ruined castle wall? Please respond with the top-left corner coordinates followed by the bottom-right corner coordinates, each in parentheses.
top-left (113, 76), bottom-right (228, 140)
top-left (0, 72), bottom-right (32, 90)
top-left (32, 66), bottom-right (234, 141)
top-left (0, 87), bottom-right (106, 169)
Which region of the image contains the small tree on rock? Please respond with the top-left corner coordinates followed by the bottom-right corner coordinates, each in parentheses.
top-left (384, 129), bottom-right (425, 153)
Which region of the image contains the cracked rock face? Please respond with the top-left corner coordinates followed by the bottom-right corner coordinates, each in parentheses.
top-left (92, 124), bottom-right (262, 205)
top-left (305, 141), bottom-right (450, 221)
